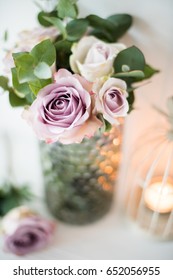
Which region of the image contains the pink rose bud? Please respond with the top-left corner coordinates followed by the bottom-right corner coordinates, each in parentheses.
top-left (93, 77), bottom-right (129, 124)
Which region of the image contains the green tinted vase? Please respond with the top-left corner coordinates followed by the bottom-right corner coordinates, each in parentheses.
top-left (40, 126), bottom-right (121, 225)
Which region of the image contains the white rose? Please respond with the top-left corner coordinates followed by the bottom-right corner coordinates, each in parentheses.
top-left (70, 36), bottom-right (126, 82)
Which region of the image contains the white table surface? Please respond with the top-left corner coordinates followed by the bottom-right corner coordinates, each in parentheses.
top-left (0, 0), bottom-right (173, 260)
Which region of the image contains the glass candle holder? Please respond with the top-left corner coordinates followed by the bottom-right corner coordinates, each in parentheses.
top-left (123, 109), bottom-right (173, 239)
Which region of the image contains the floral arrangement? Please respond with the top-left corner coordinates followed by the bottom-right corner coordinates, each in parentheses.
top-left (0, 0), bottom-right (158, 145)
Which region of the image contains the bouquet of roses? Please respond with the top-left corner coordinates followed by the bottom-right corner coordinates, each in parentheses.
top-left (0, 0), bottom-right (158, 144)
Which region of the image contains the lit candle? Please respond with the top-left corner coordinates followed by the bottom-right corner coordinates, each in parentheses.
top-left (144, 180), bottom-right (173, 213)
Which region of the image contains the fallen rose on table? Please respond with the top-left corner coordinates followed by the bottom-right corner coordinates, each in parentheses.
top-left (1, 206), bottom-right (56, 256)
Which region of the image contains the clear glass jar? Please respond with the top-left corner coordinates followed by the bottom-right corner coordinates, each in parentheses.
top-left (123, 112), bottom-right (173, 239)
top-left (40, 126), bottom-right (121, 225)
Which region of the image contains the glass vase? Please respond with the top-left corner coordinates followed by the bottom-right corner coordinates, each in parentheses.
top-left (40, 126), bottom-right (122, 225)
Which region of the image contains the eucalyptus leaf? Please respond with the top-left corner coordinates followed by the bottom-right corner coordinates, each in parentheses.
top-left (104, 119), bottom-right (112, 132)
top-left (38, 10), bottom-right (58, 27)
top-left (25, 92), bottom-right (36, 104)
top-left (114, 70), bottom-right (145, 79)
top-left (31, 39), bottom-right (56, 66)
top-left (0, 76), bottom-right (9, 91)
top-left (13, 53), bottom-right (36, 83)
top-left (127, 91), bottom-right (135, 113)
top-left (29, 78), bottom-right (52, 95)
top-left (97, 113), bottom-right (112, 133)
top-left (57, 0), bottom-right (78, 19)
top-left (18, 67), bottom-right (36, 83)
top-left (66, 18), bottom-right (89, 41)
top-left (107, 14), bottom-right (132, 40)
top-left (55, 40), bottom-right (72, 70)
top-left (87, 14), bottom-right (114, 41)
top-left (88, 14), bottom-right (132, 42)
top-left (43, 16), bottom-right (67, 37)
top-left (114, 46), bottom-right (145, 73)
top-left (9, 89), bottom-right (29, 107)
top-left (89, 29), bottom-right (114, 42)
top-left (11, 68), bottom-right (31, 97)
top-left (34, 62), bottom-right (52, 79)
top-left (13, 53), bottom-right (34, 68)
top-left (70, 0), bottom-right (78, 3)
top-left (142, 64), bottom-right (159, 80)
top-left (0, 182), bottom-right (32, 216)
top-left (87, 14), bottom-right (113, 32)
top-left (3, 30), bottom-right (8, 41)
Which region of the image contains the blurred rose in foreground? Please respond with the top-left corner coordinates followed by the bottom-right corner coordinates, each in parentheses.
top-left (1, 206), bottom-right (56, 256)
top-left (3, 26), bottom-right (59, 74)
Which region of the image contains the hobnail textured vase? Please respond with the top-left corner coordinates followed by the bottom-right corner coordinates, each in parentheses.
top-left (40, 126), bottom-right (121, 225)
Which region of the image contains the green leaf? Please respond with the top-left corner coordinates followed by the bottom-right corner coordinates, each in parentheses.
top-left (43, 16), bottom-right (67, 38)
top-left (87, 14), bottom-right (113, 32)
top-left (18, 67), bottom-right (36, 83)
top-left (0, 76), bottom-right (9, 91)
top-left (38, 10), bottom-right (58, 27)
top-left (142, 64), bottom-right (159, 80)
top-left (66, 18), bottom-right (89, 41)
top-left (11, 68), bottom-right (31, 97)
top-left (12, 52), bottom-right (28, 60)
top-left (55, 40), bottom-right (72, 70)
top-left (88, 14), bottom-right (132, 42)
top-left (107, 14), bottom-right (133, 40)
top-left (114, 70), bottom-right (145, 79)
top-left (25, 92), bottom-right (36, 104)
top-left (114, 46), bottom-right (145, 73)
top-left (28, 78), bottom-right (52, 95)
top-left (34, 62), bottom-right (52, 79)
top-left (104, 119), bottom-right (112, 132)
top-left (13, 53), bottom-right (36, 83)
top-left (87, 14), bottom-right (115, 42)
top-left (57, 0), bottom-right (78, 19)
top-left (31, 39), bottom-right (56, 66)
top-left (3, 30), bottom-right (8, 41)
top-left (0, 182), bottom-right (32, 216)
top-left (127, 91), bottom-right (135, 113)
top-left (9, 89), bottom-right (29, 107)
top-left (13, 53), bottom-right (34, 68)
top-left (97, 113), bottom-right (112, 133)
top-left (70, 0), bottom-right (78, 3)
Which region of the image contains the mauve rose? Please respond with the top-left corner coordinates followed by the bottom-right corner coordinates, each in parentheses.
top-left (70, 36), bottom-right (126, 82)
top-left (93, 77), bottom-right (129, 124)
top-left (1, 206), bottom-right (55, 256)
top-left (23, 69), bottom-right (102, 144)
